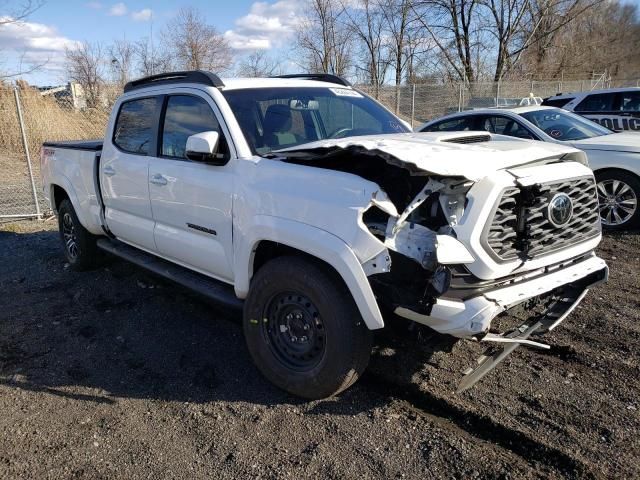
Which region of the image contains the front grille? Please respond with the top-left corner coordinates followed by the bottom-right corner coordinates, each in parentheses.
top-left (484, 176), bottom-right (601, 261)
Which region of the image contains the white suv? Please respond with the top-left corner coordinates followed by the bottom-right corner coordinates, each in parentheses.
top-left (543, 87), bottom-right (640, 132)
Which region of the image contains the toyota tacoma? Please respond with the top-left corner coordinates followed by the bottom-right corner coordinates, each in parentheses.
top-left (41, 71), bottom-right (608, 398)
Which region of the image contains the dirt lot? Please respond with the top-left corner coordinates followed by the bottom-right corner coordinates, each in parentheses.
top-left (0, 219), bottom-right (638, 479)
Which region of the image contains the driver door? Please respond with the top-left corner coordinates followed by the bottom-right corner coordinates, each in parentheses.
top-left (148, 91), bottom-right (235, 282)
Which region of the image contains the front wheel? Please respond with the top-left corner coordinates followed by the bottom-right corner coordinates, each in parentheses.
top-left (596, 171), bottom-right (640, 230)
top-left (243, 256), bottom-right (372, 399)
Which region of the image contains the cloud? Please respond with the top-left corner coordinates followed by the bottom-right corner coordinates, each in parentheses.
top-left (131, 8), bottom-right (152, 21)
top-left (85, 1), bottom-right (102, 9)
top-left (0, 17), bottom-right (80, 80)
top-left (0, 16), bottom-right (78, 53)
top-left (108, 2), bottom-right (127, 16)
top-left (224, 0), bottom-right (303, 51)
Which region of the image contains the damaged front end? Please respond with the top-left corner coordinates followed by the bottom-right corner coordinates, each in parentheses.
top-left (275, 134), bottom-right (608, 391)
top-left (361, 177), bottom-right (476, 322)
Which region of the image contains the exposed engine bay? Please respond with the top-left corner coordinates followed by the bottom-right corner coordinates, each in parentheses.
top-left (276, 145), bottom-right (475, 320)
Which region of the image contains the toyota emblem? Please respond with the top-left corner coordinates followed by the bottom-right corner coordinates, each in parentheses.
top-left (547, 193), bottom-right (573, 227)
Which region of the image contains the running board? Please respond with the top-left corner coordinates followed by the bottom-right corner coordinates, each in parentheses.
top-left (96, 239), bottom-right (243, 310)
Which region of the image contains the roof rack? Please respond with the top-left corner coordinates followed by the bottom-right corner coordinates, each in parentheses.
top-left (271, 73), bottom-right (352, 87)
top-left (124, 70), bottom-right (224, 93)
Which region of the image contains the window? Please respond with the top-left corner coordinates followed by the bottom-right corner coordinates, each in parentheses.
top-left (222, 87), bottom-right (409, 155)
top-left (161, 95), bottom-right (225, 159)
top-left (520, 109), bottom-right (611, 140)
top-left (113, 97), bottom-right (159, 154)
top-left (481, 116), bottom-right (511, 134)
top-left (422, 117), bottom-right (475, 132)
top-left (541, 97), bottom-right (574, 108)
top-left (620, 91), bottom-right (640, 112)
top-left (574, 93), bottom-right (615, 112)
top-left (481, 115), bottom-right (535, 139)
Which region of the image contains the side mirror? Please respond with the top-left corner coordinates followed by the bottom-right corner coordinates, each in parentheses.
top-left (185, 131), bottom-right (226, 165)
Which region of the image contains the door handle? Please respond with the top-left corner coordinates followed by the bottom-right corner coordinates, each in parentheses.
top-left (103, 166), bottom-right (116, 176)
top-left (150, 174), bottom-right (168, 186)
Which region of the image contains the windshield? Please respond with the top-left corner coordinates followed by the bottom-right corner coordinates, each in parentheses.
top-left (520, 108), bottom-right (612, 141)
top-left (222, 87), bottom-right (409, 155)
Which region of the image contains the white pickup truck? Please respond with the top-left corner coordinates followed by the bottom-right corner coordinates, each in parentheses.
top-left (41, 71), bottom-right (608, 398)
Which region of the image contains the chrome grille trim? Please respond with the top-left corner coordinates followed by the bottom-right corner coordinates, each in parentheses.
top-left (483, 176), bottom-right (601, 262)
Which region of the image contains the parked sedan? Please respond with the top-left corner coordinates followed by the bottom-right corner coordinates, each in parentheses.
top-left (418, 106), bottom-right (640, 230)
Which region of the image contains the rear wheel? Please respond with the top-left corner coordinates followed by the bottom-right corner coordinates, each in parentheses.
top-left (595, 171), bottom-right (640, 230)
top-left (57, 199), bottom-right (99, 271)
top-left (243, 256), bottom-right (372, 399)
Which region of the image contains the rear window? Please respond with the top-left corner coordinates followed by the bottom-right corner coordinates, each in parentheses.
top-left (541, 97), bottom-right (574, 108)
top-left (575, 93), bottom-right (615, 112)
top-left (113, 97), bottom-right (159, 155)
top-left (620, 91), bottom-right (640, 112)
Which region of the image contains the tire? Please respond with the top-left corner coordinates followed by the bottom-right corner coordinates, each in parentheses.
top-left (595, 170), bottom-right (640, 231)
top-left (243, 256), bottom-right (373, 399)
top-left (57, 198), bottom-right (99, 271)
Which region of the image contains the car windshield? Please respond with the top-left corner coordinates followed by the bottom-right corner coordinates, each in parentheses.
top-left (222, 87), bottom-right (410, 156)
top-left (520, 108), bottom-right (612, 141)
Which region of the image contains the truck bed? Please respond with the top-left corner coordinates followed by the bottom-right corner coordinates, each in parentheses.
top-left (43, 139), bottom-right (103, 151)
top-left (41, 140), bottom-right (104, 235)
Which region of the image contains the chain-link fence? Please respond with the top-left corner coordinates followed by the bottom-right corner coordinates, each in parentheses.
top-left (0, 85), bottom-right (112, 219)
top-left (359, 77), bottom-right (640, 127)
top-left (1, 77), bottom-right (639, 219)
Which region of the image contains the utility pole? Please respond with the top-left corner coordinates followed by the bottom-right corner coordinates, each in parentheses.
top-left (150, 11), bottom-right (154, 75)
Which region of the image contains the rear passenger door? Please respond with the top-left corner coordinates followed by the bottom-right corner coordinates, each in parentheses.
top-left (148, 91), bottom-right (236, 282)
top-left (101, 96), bottom-right (161, 251)
top-left (573, 92), bottom-right (624, 131)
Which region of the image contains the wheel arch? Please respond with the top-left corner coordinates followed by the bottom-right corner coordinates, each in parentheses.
top-left (234, 216), bottom-right (385, 330)
top-left (593, 167), bottom-right (640, 184)
top-left (50, 184), bottom-right (70, 213)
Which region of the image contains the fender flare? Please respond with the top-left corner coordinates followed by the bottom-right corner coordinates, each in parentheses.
top-left (234, 215), bottom-right (385, 330)
top-left (48, 174), bottom-right (102, 235)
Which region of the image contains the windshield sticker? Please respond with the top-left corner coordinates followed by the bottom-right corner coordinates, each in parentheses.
top-left (329, 88), bottom-right (363, 98)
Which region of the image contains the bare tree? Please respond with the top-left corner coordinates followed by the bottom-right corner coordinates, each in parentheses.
top-left (0, 0), bottom-right (44, 25)
top-left (294, 0), bottom-right (353, 76)
top-left (134, 37), bottom-right (173, 77)
top-left (520, 0), bottom-right (640, 79)
top-left (379, 0), bottom-right (417, 85)
top-left (413, 0), bottom-right (482, 83)
top-left (343, 0), bottom-right (390, 87)
top-left (108, 38), bottom-right (135, 88)
top-left (236, 50), bottom-right (281, 77)
top-left (163, 7), bottom-right (232, 72)
top-left (65, 41), bottom-right (105, 108)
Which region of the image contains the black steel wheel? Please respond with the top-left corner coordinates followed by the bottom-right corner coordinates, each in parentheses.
top-left (243, 256), bottom-right (372, 399)
top-left (262, 291), bottom-right (325, 372)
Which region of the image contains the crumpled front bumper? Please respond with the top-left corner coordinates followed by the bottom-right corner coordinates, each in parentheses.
top-left (394, 254), bottom-right (608, 338)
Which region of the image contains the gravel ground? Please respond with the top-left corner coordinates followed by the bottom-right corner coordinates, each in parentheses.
top-left (0, 219), bottom-right (638, 479)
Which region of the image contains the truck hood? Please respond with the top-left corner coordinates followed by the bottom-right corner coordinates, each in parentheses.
top-left (571, 132), bottom-right (640, 153)
top-left (275, 132), bottom-right (583, 181)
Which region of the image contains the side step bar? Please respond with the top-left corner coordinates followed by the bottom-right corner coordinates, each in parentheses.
top-left (96, 239), bottom-right (244, 310)
top-left (457, 267), bottom-right (608, 393)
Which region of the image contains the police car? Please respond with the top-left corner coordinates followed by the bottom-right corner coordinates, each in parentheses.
top-left (542, 87), bottom-right (640, 132)
top-left (418, 106), bottom-right (640, 230)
